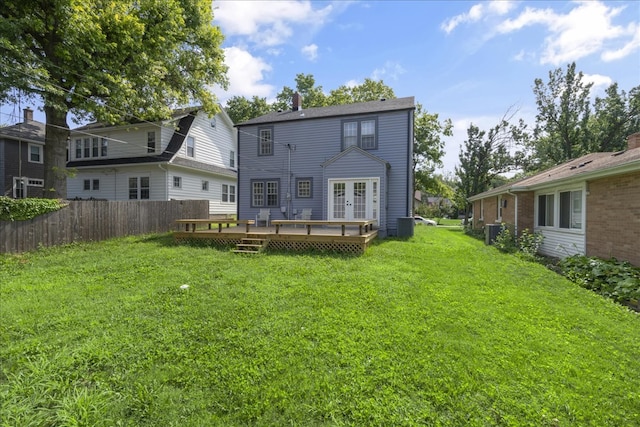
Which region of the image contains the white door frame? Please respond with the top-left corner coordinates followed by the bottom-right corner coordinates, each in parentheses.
top-left (328, 177), bottom-right (379, 223)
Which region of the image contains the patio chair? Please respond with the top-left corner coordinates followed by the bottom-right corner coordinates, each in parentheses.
top-left (256, 209), bottom-right (271, 227)
top-left (300, 208), bottom-right (312, 220)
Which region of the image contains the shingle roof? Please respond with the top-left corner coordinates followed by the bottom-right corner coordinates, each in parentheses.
top-left (0, 120), bottom-right (46, 143)
top-left (468, 147), bottom-right (640, 200)
top-left (236, 96), bottom-right (415, 127)
top-left (72, 106), bottom-right (200, 132)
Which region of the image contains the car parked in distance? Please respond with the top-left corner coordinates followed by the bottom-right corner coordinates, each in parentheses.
top-left (414, 216), bottom-right (437, 226)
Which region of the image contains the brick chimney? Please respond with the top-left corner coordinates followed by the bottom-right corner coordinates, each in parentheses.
top-left (292, 92), bottom-right (302, 111)
top-left (23, 108), bottom-right (33, 122)
top-left (628, 133), bottom-right (640, 150)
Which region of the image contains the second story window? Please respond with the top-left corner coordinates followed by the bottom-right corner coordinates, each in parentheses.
top-left (342, 118), bottom-right (378, 150)
top-left (147, 131), bottom-right (156, 153)
top-left (230, 150), bottom-right (235, 168)
top-left (101, 138), bottom-right (108, 157)
top-left (186, 136), bottom-right (195, 157)
top-left (29, 144), bottom-right (43, 163)
top-left (259, 127), bottom-right (273, 156)
top-left (75, 139), bottom-right (82, 158)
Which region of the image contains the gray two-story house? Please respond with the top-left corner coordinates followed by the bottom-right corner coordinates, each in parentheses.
top-left (236, 95), bottom-right (415, 237)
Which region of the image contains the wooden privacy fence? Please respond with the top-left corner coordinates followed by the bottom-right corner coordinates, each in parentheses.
top-left (0, 200), bottom-right (209, 254)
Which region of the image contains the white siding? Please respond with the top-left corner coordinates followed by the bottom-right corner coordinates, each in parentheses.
top-left (68, 166), bottom-right (167, 201)
top-left (166, 165), bottom-right (235, 215)
top-left (174, 111), bottom-right (237, 170)
top-left (534, 184), bottom-right (586, 259)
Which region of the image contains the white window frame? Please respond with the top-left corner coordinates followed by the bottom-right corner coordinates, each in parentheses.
top-left (147, 131), bottom-right (156, 153)
top-left (258, 128), bottom-right (273, 156)
top-left (202, 180), bottom-right (209, 191)
top-left (28, 143), bottom-right (43, 163)
top-left (251, 179), bottom-right (278, 207)
top-left (186, 136), bottom-right (195, 157)
top-left (173, 176), bottom-right (182, 188)
top-left (296, 178), bottom-right (312, 198)
top-left (230, 150), bottom-right (235, 168)
top-left (129, 176), bottom-right (150, 200)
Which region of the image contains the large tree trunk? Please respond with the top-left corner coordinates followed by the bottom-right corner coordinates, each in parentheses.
top-left (43, 106), bottom-right (69, 199)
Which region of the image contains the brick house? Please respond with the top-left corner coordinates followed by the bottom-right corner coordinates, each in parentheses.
top-left (468, 133), bottom-right (640, 266)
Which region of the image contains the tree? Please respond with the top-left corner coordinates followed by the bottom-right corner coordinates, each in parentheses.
top-left (225, 95), bottom-right (271, 124)
top-left (413, 103), bottom-right (452, 194)
top-left (529, 62), bottom-right (592, 171)
top-left (272, 73), bottom-right (327, 112)
top-left (0, 0), bottom-right (228, 197)
top-left (588, 83), bottom-right (640, 152)
top-left (327, 78), bottom-right (396, 105)
top-left (455, 112), bottom-right (525, 220)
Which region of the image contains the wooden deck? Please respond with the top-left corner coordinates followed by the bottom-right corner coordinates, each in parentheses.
top-left (173, 221), bottom-right (378, 254)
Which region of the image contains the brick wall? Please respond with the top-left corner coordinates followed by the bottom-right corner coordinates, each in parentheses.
top-left (516, 192), bottom-right (535, 235)
top-left (586, 170), bottom-right (640, 266)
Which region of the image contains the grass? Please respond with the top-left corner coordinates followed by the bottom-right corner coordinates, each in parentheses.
top-left (1, 228), bottom-right (638, 426)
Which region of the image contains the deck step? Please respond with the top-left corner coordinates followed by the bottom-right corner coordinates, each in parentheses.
top-left (233, 238), bottom-right (268, 254)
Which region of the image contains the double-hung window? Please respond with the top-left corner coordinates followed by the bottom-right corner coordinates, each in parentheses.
top-left (560, 190), bottom-right (582, 229)
top-left (186, 136), bottom-right (195, 157)
top-left (230, 150), bottom-right (235, 168)
top-left (129, 177), bottom-right (150, 199)
top-left (75, 139), bottom-right (82, 158)
top-left (537, 194), bottom-right (555, 227)
top-left (28, 144), bottom-right (42, 163)
top-left (147, 131), bottom-right (156, 153)
top-left (92, 138), bottom-right (99, 157)
top-left (83, 138), bottom-right (91, 158)
top-left (222, 184), bottom-right (236, 203)
top-left (101, 138), bottom-right (108, 156)
top-left (342, 118), bottom-right (377, 150)
top-left (258, 127), bottom-right (273, 156)
top-left (251, 179), bottom-right (279, 207)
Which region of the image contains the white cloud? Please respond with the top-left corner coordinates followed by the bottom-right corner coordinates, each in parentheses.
top-left (496, 2), bottom-right (635, 65)
top-left (215, 1), bottom-right (334, 47)
top-left (214, 47), bottom-right (274, 102)
top-left (301, 44), bottom-right (319, 61)
top-left (371, 61), bottom-right (406, 81)
top-left (582, 73), bottom-right (613, 90)
top-left (601, 22), bottom-right (640, 61)
top-left (441, 0), bottom-right (515, 34)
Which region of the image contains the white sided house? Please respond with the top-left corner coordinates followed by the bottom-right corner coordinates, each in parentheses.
top-left (67, 107), bottom-right (237, 216)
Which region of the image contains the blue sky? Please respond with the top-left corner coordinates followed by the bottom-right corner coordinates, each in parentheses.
top-left (2, 1), bottom-right (638, 175)
top-left (213, 0), bottom-right (640, 174)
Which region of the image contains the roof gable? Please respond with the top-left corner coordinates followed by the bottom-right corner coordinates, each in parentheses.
top-left (321, 146), bottom-right (390, 168)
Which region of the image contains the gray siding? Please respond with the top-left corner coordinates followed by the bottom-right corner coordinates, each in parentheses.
top-left (238, 108), bottom-right (414, 236)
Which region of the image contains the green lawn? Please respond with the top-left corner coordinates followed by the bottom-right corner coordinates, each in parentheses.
top-left (1, 228), bottom-right (638, 426)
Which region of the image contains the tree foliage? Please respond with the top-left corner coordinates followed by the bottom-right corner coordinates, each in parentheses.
top-left (588, 83), bottom-right (640, 152)
top-left (455, 111), bottom-right (526, 217)
top-left (0, 0), bottom-right (228, 197)
top-left (530, 62), bottom-right (592, 170)
top-left (413, 103), bottom-right (452, 184)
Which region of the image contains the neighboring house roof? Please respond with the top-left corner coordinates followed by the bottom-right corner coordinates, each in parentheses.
top-left (67, 112), bottom-right (196, 168)
top-left (469, 147), bottom-right (640, 201)
top-left (72, 106), bottom-right (201, 132)
top-left (236, 96), bottom-right (415, 127)
top-left (0, 120), bottom-right (46, 144)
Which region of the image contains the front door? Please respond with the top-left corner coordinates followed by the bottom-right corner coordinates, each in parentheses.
top-left (328, 178), bottom-right (379, 222)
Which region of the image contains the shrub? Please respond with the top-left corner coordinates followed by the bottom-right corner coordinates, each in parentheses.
top-left (0, 197), bottom-right (66, 221)
top-left (517, 228), bottom-right (544, 259)
top-left (493, 224), bottom-right (517, 253)
top-left (559, 255), bottom-right (640, 304)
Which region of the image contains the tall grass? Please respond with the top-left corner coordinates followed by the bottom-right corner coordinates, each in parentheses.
top-left (1, 228), bottom-right (638, 426)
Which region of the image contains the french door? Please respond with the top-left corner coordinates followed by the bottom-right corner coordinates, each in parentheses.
top-left (328, 178), bottom-right (379, 222)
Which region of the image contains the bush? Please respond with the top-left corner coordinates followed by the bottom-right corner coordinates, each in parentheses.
top-left (0, 197), bottom-right (66, 221)
top-left (559, 255), bottom-right (640, 304)
top-left (493, 224), bottom-right (517, 253)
